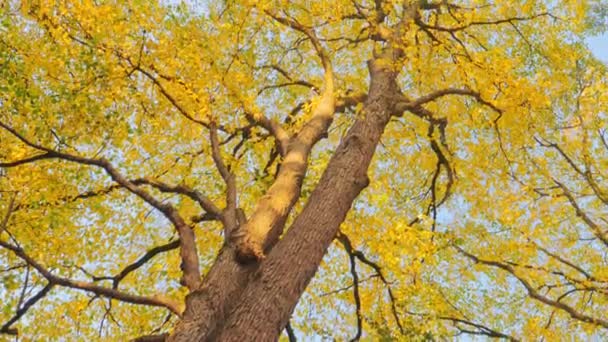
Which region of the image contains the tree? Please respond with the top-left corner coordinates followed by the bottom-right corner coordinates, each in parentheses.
top-left (0, 0), bottom-right (606, 340)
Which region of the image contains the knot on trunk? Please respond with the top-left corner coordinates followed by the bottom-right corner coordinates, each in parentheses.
top-left (232, 232), bottom-right (266, 264)
top-left (354, 173), bottom-right (370, 189)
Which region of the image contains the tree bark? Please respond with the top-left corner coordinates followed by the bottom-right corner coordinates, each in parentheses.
top-left (212, 58), bottom-right (400, 341)
top-left (167, 246), bottom-right (256, 341)
top-left (169, 56), bottom-right (399, 341)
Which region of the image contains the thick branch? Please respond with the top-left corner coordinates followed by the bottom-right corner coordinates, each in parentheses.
top-left (214, 56), bottom-right (401, 341)
top-left (231, 12), bottom-right (336, 262)
top-left (131, 334), bottom-right (169, 342)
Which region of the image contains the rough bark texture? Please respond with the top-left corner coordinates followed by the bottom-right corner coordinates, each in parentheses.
top-left (168, 88), bottom-right (337, 342)
top-left (168, 57), bottom-right (399, 341)
top-left (167, 247), bottom-right (255, 341)
top-left (214, 58), bottom-right (399, 341)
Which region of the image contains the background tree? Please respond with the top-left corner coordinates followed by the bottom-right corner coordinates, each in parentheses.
top-left (0, 0), bottom-right (606, 340)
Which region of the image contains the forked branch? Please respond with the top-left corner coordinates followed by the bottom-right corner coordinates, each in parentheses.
top-left (0, 121), bottom-right (201, 290)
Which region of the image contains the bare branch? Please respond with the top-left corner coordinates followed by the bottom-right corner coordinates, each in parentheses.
top-left (133, 178), bottom-right (222, 221)
top-left (342, 237), bottom-right (363, 341)
top-left (337, 232), bottom-right (404, 335)
top-left (111, 240), bottom-right (181, 289)
top-left (285, 321), bottom-right (297, 342)
top-left (455, 246), bottom-right (608, 329)
top-left (415, 12), bottom-right (557, 33)
top-left (0, 283), bottom-right (53, 336)
top-left (394, 88), bottom-right (502, 116)
top-left (0, 240), bottom-right (182, 316)
top-left (210, 124), bottom-right (238, 236)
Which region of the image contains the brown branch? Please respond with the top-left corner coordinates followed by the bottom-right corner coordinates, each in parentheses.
top-left (501, 260), bottom-right (608, 296)
top-left (337, 232), bottom-right (405, 335)
top-left (394, 88), bottom-right (502, 116)
top-left (0, 193), bottom-right (15, 231)
top-left (285, 321), bottom-right (297, 342)
top-left (265, 11), bottom-right (332, 79)
top-left (336, 93), bottom-right (367, 113)
top-left (403, 300), bottom-right (519, 341)
top-left (0, 152), bottom-right (56, 167)
top-left (374, 0), bottom-right (386, 24)
top-left (600, 129), bottom-right (608, 152)
top-left (339, 233), bottom-right (363, 341)
top-left (535, 137), bottom-right (585, 177)
top-left (415, 12), bottom-right (556, 33)
top-left (242, 110), bottom-right (290, 156)
top-left (395, 98), bottom-right (457, 228)
top-left (536, 246), bottom-right (595, 281)
top-left (13, 184), bottom-right (123, 212)
top-left (535, 137), bottom-right (607, 205)
top-left (11, 177), bottom-right (221, 224)
top-left (554, 180), bottom-right (608, 249)
top-left (0, 240), bottom-right (182, 316)
top-left (0, 283), bottom-right (53, 336)
top-left (131, 333), bottom-right (169, 342)
top-left (133, 178), bottom-right (222, 221)
top-left (257, 80), bottom-right (315, 95)
top-left (320, 275), bottom-right (379, 297)
top-left (111, 240), bottom-right (181, 289)
top-left (228, 10), bottom-right (338, 262)
top-left (266, 10), bottom-right (336, 148)
top-left (444, 316), bottom-right (519, 341)
top-left (426, 122), bottom-right (454, 230)
top-left (64, 240), bottom-right (184, 301)
top-left (0, 121), bottom-right (201, 290)
top-left (133, 66), bottom-right (209, 129)
top-left (210, 124), bottom-right (238, 237)
top-left (455, 246), bottom-right (608, 329)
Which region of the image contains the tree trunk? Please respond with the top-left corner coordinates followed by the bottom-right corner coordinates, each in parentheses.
top-left (214, 58), bottom-right (400, 341)
top-left (167, 246), bottom-right (257, 341)
top-left (169, 57), bottom-right (399, 341)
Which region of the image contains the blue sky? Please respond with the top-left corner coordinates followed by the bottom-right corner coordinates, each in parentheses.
top-left (587, 32), bottom-right (608, 62)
